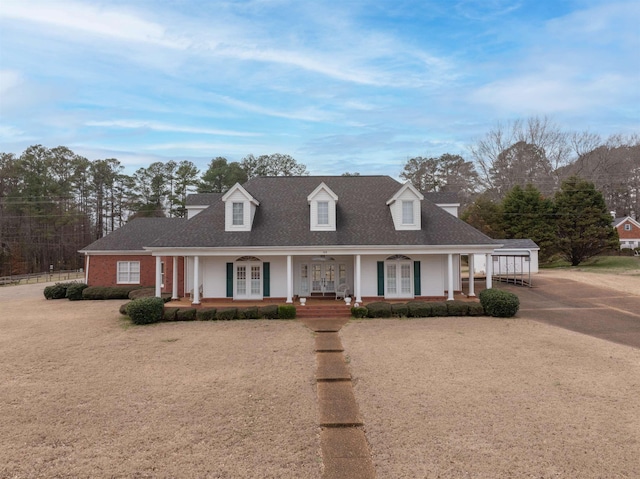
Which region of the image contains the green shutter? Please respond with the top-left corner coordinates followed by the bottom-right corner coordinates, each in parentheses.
top-left (226, 263), bottom-right (233, 298)
top-left (263, 262), bottom-right (270, 297)
top-left (377, 261), bottom-right (384, 296)
top-left (414, 261), bottom-right (421, 296)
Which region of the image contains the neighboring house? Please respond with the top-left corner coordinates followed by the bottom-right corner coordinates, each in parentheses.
top-left (80, 176), bottom-right (500, 304)
top-left (473, 239), bottom-right (540, 277)
top-left (613, 216), bottom-right (640, 249)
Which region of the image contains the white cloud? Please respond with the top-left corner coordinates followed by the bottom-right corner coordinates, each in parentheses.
top-left (85, 120), bottom-right (261, 137)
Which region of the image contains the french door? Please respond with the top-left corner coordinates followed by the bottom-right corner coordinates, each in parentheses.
top-left (385, 261), bottom-right (412, 298)
top-left (235, 262), bottom-right (262, 299)
top-left (305, 262), bottom-right (347, 295)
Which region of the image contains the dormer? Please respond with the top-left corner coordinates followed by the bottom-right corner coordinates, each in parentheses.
top-left (386, 182), bottom-right (424, 230)
top-left (221, 183), bottom-right (259, 232)
top-left (307, 182), bottom-right (338, 231)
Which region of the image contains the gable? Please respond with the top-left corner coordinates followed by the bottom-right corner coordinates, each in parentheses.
top-left (386, 182), bottom-right (424, 230)
top-left (221, 183), bottom-right (260, 232)
top-left (307, 182), bottom-right (338, 231)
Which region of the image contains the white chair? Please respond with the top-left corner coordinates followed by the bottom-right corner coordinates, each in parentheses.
top-left (335, 284), bottom-right (349, 300)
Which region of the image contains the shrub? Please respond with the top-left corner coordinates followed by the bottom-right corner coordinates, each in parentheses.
top-left (239, 306), bottom-right (261, 319)
top-left (277, 305), bottom-right (296, 319)
top-left (196, 307), bottom-right (217, 321)
top-left (431, 302), bottom-right (448, 317)
top-left (259, 304), bottom-right (279, 319)
top-left (128, 287), bottom-right (154, 300)
top-left (216, 307), bottom-right (237, 321)
top-left (351, 306), bottom-right (368, 318)
top-left (175, 308), bottom-right (197, 321)
top-left (479, 289), bottom-right (520, 318)
top-left (83, 286), bottom-right (141, 300)
top-left (119, 302), bottom-right (130, 316)
top-left (468, 302), bottom-right (485, 316)
top-left (391, 303), bottom-right (409, 317)
top-left (126, 297), bottom-right (164, 325)
top-left (366, 302), bottom-right (392, 318)
top-left (44, 284), bottom-right (66, 300)
top-left (407, 301), bottom-right (432, 318)
top-left (446, 300), bottom-right (469, 316)
top-left (66, 283), bottom-right (88, 301)
top-left (163, 307), bottom-right (178, 321)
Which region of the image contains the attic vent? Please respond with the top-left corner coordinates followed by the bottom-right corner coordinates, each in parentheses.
top-left (387, 255), bottom-right (411, 261)
top-left (236, 256), bottom-right (261, 262)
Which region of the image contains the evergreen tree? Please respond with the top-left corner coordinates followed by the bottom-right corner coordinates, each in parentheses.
top-left (554, 176), bottom-right (619, 266)
top-left (460, 194), bottom-right (505, 238)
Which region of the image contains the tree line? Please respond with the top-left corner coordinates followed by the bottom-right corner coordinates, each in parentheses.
top-left (1, 116), bottom-right (636, 274)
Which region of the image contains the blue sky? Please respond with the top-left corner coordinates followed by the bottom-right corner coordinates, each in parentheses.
top-left (1, 0), bottom-right (638, 177)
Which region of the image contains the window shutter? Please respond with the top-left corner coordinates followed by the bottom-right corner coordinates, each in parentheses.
top-left (226, 263), bottom-right (233, 298)
top-left (263, 262), bottom-right (270, 297)
top-left (377, 261), bottom-right (384, 296)
top-left (414, 261), bottom-right (421, 296)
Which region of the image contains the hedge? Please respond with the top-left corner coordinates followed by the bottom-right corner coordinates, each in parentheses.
top-left (216, 307), bottom-right (237, 321)
top-left (66, 283), bottom-right (88, 301)
top-left (391, 303), bottom-right (409, 317)
top-left (44, 281), bottom-right (81, 300)
top-left (479, 289), bottom-right (519, 317)
top-left (83, 286), bottom-right (142, 300)
top-left (351, 306), bottom-right (368, 318)
top-left (468, 302), bottom-right (485, 316)
top-left (259, 304), bottom-right (279, 319)
top-left (277, 305), bottom-right (296, 319)
top-left (163, 307), bottom-right (178, 321)
top-left (119, 302), bottom-right (130, 315)
top-left (239, 306), bottom-right (261, 319)
top-left (128, 287), bottom-right (155, 300)
top-left (446, 300), bottom-right (469, 316)
top-left (431, 302), bottom-right (448, 317)
top-left (366, 302), bottom-right (393, 318)
top-left (126, 297), bottom-right (164, 325)
top-left (175, 308), bottom-right (197, 321)
top-left (196, 307), bottom-right (217, 321)
top-left (407, 301), bottom-right (432, 318)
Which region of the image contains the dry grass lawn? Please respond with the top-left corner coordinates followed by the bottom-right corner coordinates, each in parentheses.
top-left (2, 273), bottom-right (640, 478)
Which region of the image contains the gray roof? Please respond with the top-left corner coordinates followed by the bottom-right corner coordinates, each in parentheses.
top-left (494, 238), bottom-right (539, 250)
top-left (151, 176), bottom-right (497, 248)
top-left (186, 193), bottom-right (222, 206)
top-left (423, 192), bottom-right (459, 204)
top-left (80, 218), bottom-right (185, 252)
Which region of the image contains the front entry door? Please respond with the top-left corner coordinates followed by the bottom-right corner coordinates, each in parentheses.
top-left (235, 262), bottom-right (262, 299)
top-left (385, 261), bottom-right (412, 298)
top-left (311, 263), bottom-right (335, 295)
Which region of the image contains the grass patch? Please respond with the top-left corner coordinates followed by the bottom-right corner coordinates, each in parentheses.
top-left (542, 255), bottom-right (640, 272)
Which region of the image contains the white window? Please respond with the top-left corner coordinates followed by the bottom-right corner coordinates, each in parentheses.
top-left (402, 200), bottom-right (414, 225)
top-left (232, 202), bottom-right (244, 225)
top-left (117, 261), bottom-right (140, 284)
top-left (317, 201), bottom-right (329, 225)
top-left (624, 224), bottom-right (632, 231)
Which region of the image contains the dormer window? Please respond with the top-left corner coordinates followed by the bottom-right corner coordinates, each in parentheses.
top-left (307, 182), bottom-right (338, 231)
top-left (317, 201), bottom-right (329, 225)
top-left (625, 224), bottom-right (632, 231)
top-left (232, 202), bottom-right (244, 225)
top-left (402, 201), bottom-right (414, 225)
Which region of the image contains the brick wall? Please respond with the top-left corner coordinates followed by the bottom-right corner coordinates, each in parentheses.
top-left (617, 220), bottom-right (640, 239)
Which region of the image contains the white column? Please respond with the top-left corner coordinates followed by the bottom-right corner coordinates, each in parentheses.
top-left (355, 254), bottom-right (362, 303)
top-left (468, 254), bottom-right (475, 297)
top-left (286, 255), bottom-right (293, 303)
top-left (192, 256), bottom-right (200, 305)
top-left (486, 253), bottom-right (493, 289)
top-left (155, 256), bottom-right (162, 298)
top-left (84, 254), bottom-right (90, 285)
top-left (172, 256), bottom-right (179, 300)
top-left (447, 253), bottom-right (454, 301)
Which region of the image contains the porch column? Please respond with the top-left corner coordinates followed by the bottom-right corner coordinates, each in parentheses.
top-left (172, 256), bottom-right (179, 300)
top-left (447, 253), bottom-right (454, 301)
top-left (84, 254), bottom-right (90, 285)
top-left (355, 254), bottom-right (362, 303)
top-left (468, 254), bottom-right (475, 297)
top-left (486, 253), bottom-right (493, 289)
top-left (286, 255), bottom-right (293, 304)
top-left (155, 256), bottom-right (162, 298)
top-left (192, 255), bottom-right (200, 305)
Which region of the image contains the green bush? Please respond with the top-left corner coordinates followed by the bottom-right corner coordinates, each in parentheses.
top-left (83, 286), bottom-right (141, 300)
top-left (216, 307), bottom-right (237, 321)
top-left (66, 283), bottom-right (88, 301)
top-left (163, 307), bottom-right (178, 321)
top-left (239, 306), bottom-right (261, 319)
top-left (119, 302), bottom-right (130, 316)
top-left (431, 302), bottom-right (448, 317)
top-left (126, 297), bottom-right (164, 325)
top-left (468, 302), bottom-right (485, 316)
top-left (391, 303), bottom-right (409, 317)
top-left (196, 307), bottom-right (217, 321)
top-left (366, 302), bottom-right (392, 318)
top-left (175, 308), bottom-right (197, 321)
top-left (351, 306), bottom-right (368, 318)
top-left (44, 284), bottom-right (66, 300)
top-left (259, 304), bottom-right (279, 319)
top-left (128, 287), bottom-right (154, 300)
top-left (407, 301), bottom-right (432, 318)
top-left (277, 305), bottom-right (296, 319)
top-left (446, 300), bottom-right (469, 316)
top-left (479, 289), bottom-right (520, 317)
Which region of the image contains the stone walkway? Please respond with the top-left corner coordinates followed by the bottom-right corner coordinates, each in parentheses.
top-left (302, 318), bottom-right (376, 479)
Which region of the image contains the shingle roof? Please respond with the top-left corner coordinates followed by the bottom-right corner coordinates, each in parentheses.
top-left (185, 193), bottom-right (222, 206)
top-left (151, 176), bottom-right (497, 248)
top-left (80, 218), bottom-right (185, 251)
top-left (423, 192), bottom-right (459, 204)
top-left (494, 239), bottom-right (540, 250)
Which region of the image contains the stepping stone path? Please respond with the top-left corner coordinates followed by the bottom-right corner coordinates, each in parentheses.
top-left (302, 318), bottom-right (376, 479)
